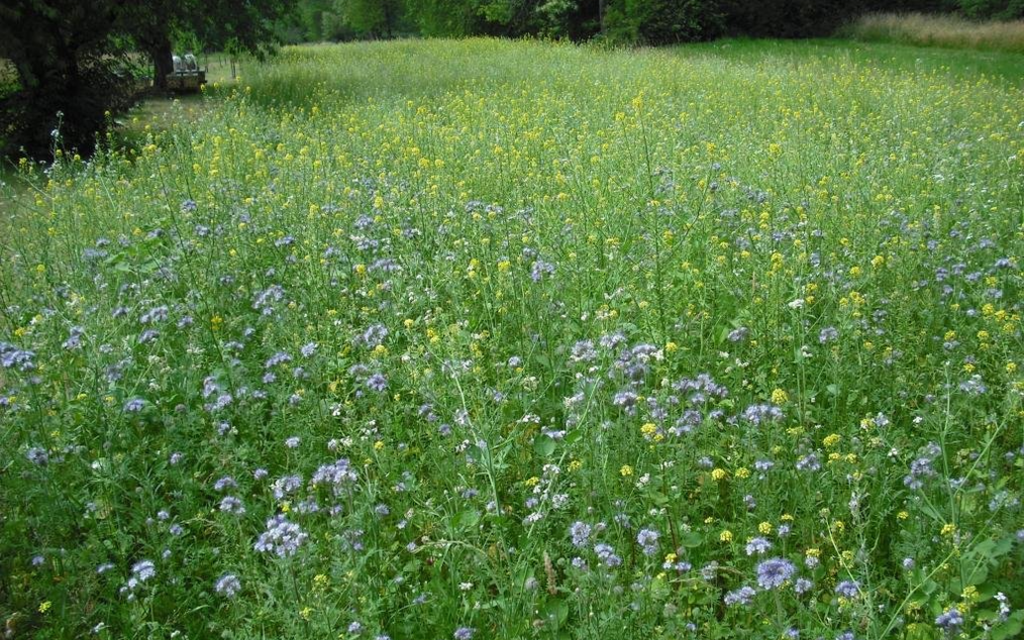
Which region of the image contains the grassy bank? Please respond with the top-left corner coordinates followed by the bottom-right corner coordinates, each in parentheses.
top-left (842, 12), bottom-right (1024, 53)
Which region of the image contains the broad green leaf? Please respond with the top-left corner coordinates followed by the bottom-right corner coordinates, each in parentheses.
top-left (534, 435), bottom-right (556, 457)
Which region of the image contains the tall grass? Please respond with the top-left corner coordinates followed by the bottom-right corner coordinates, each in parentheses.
top-left (2, 38), bottom-right (1024, 639)
top-left (842, 12), bottom-right (1024, 53)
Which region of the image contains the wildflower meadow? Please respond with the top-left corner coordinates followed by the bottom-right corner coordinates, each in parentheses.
top-left (1, 38), bottom-right (1023, 640)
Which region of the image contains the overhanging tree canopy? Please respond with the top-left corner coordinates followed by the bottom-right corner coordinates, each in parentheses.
top-left (116, 0), bottom-right (291, 89)
top-left (1, 0), bottom-right (133, 158)
top-left (2, 0), bottom-right (292, 158)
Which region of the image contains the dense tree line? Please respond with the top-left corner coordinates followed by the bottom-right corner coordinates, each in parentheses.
top-left (280, 0), bottom-right (1023, 44)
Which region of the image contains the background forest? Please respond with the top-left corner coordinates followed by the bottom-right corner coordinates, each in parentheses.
top-left (281, 0), bottom-right (1024, 43)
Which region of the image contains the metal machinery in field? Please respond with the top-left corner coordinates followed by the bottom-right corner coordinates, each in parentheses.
top-left (166, 52), bottom-right (205, 92)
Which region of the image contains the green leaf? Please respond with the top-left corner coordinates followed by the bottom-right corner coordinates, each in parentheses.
top-left (978, 583), bottom-right (999, 602)
top-left (648, 491), bottom-right (669, 506)
top-left (452, 509), bottom-right (480, 531)
top-left (921, 578), bottom-right (938, 595)
top-left (991, 613), bottom-right (1023, 640)
top-left (542, 598), bottom-right (569, 626)
top-left (678, 531), bottom-right (703, 548)
top-left (972, 539), bottom-right (996, 558)
top-left (534, 435), bottom-right (556, 457)
top-left (965, 564), bottom-right (988, 587)
top-left (992, 535), bottom-right (1014, 557)
top-left (975, 609), bottom-right (999, 622)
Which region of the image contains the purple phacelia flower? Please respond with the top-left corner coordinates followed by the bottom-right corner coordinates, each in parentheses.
top-left (215, 573), bottom-right (241, 597)
top-left (254, 515), bottom-right (307, 557)
top-left (756, 558), bottom-right (795, 590)
top-left (724, 585), bottom-right (756, 606)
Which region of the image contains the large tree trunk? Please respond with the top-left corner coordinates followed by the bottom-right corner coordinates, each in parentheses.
top-left (384, 1), bottom-right (394, 39)
top-left (150, 34), bottom-right (174, 90)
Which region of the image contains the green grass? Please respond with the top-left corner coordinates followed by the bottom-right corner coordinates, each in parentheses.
top-left (680, 37), bottom-right (1024, 82)
top-left (2, 38), bottom-right (1023, 640)
top-left (841, 12), bottom-right (1024, 54)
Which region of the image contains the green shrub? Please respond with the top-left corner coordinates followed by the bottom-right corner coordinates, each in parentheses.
top-left (604, 0), bottom-right (724, 44)
top-left (721, 0), bottom-right (860, 38)
top-left (959, 0), bottom-right (1024, 19)
top-left (1, 56), bottom-right (140, 159)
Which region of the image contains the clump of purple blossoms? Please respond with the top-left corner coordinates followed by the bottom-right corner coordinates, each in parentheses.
top-left (265, 351), bottom-right (293, 368)
top-left (26, 447), bottom-right (48, 466)
top-left (453, 627), bottom-right (475, 640)
top-left (570, 340), bottom-right (597, 363)
top-left (612, 390), bottom-right (639, 414)
top-left (742, 403), bottom-right (783, 425)
top-left (215, 573), bottom-right (241, 597)
top-left (254, 515), bottom-right (308, 557)
top-left (594, 543), bottom-right (622, 567)
top-left (139, 305), bottom-right (168, 325)
top-left (530, 260), bottom-right (555, 282)
top-left (904, 442), bottom-right (940, 490)
top-left (636, 528), bottom-right (660, 556)
top-left (727, 327), bottom-right (750, 342)
top-left (724, 585), bottom-right (756, 606)
top-left (63, 326), bottom-right (84, 350)
top-left (252, 284), bottom-right (285, 315)
top-left (959, 375), bottom-right (987, 395)
top-left (796, 453), bottom-right (821, 472)
top-left (366, 373), bottom-right (388, 392)
top-left (213, 476), bottom-right (237, 491)
top-left (835, 580), bottom-right (860, 598)
top-left (0, 342), bottom-right (36, 371)
top-left (358, 324), bottom-right (389, 348)
top-left (219, 496), bottom-right (245, 514)
top-left (311, 458), bottom-right (359, 494)
top-left (673, 373), bottom-right (729, 403)
top-left (271, 474), bottom-right (303, 499)
top-left (745, 537), bottom-right (772, 556)
top-left (756, 558), bottom-right (796, 590)
top-left (132, 561), bottom-right (156, 581)
top-left (120, 560), bottom-right (156, 598)
top-left (935, 608), bottom-right (963, 630)
top-left (569, 521), bottom-right (592, 548)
